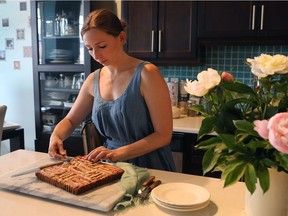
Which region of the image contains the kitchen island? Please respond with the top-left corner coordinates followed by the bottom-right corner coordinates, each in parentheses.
top-left (0, 150), bottom-right (246, 216)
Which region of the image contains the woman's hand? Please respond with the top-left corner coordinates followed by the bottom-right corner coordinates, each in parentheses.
top-left (84, 146), bottom-right (115, 163)
top-left (48, 135), bottom-right (67, 159)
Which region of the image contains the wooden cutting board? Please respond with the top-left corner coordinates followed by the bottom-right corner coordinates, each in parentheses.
top-left (0, 157), bottom-right (125, 212)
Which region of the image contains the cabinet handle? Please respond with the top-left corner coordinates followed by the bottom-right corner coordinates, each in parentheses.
top-left (158, 30), bottom-right (162, 53)
top-left (260, 5), bottom-right (264, 30)
top-left (151, 30), bottom-right (154, 52)
top-left (252, 5), bottom-right (256, 30)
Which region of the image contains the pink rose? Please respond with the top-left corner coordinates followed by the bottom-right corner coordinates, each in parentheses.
top-left (221, 72), bottom-right (235, 82)
top-left (254, 120), bottom-right (269, 139)
top-left (267, 113), bottom-right (288, 154)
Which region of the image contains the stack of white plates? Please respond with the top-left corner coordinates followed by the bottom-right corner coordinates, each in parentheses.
top-left (151, 182), bottom-right (210, 212)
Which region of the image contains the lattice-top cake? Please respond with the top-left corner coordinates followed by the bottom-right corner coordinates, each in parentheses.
top-left (35, 157), bottom-right (124, 195)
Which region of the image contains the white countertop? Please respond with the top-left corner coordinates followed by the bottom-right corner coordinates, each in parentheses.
top-left (173, 116), bottom-right (203, 133)
top-left (3, 121), bottom-right (21, 130)
top-left (0, 150), bottom-right (247, 216)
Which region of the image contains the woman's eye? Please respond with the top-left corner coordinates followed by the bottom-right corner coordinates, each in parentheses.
top-left (99, 45), bottom-right (106, 49)
top-left (87, 47), bottom-right (93, 52)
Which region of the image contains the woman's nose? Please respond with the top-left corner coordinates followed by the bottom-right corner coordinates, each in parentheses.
top-left (92, 50), bottom-right (101, 61)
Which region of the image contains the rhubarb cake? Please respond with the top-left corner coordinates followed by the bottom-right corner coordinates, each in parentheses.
top-left (35, 157), bottom-right (124, 195)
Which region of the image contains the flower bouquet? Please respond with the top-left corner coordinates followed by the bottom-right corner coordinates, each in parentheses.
top-left (184, 54), bottom-right (288, 194)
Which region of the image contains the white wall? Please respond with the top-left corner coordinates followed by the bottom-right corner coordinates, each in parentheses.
top-left (0, 0), bottom-right (35, 154)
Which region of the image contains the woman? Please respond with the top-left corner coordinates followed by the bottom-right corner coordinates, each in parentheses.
top-left (48, 9), bottom-right (176, 171)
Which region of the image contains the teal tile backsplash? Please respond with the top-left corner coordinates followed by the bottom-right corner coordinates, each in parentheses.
top-left (159, 45), bottom-right (288, 87)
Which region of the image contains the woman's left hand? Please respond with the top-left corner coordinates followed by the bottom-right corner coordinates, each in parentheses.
top-left (84, 146), bottom-right (115, 162)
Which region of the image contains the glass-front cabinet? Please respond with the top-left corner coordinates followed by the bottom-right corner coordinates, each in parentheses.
top-left (31, 1), bottom-right (91, 156)
top-left (40, 71), bottom-right (84, 134)
top-left (36, 1), bottom-right (84, 65)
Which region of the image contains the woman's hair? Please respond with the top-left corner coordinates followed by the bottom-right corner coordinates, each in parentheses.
top-left (81, 9), bottom-right (127, 38)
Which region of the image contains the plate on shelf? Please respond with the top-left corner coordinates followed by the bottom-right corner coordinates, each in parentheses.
top-left (50, 59), bottom-right (74, 64)
top-left (63, 102), bottom-right (73, 108)
top-left (48, 100), bottom-right (63, 106)
top-left (151, 182), bottom-right (210, 210)
top-left (47, 92), bottom-right (67, 100)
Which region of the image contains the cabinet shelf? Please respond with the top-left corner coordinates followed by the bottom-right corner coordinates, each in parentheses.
top-left (43, 35), bottom-right (79, 39)
top-left (44, 87), bottom-right (79, 93)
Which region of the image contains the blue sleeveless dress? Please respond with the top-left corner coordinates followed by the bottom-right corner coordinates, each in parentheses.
top-left (91, 62), bottom-right (176, 171)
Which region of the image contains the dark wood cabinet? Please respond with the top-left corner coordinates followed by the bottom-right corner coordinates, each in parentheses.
top-left (122, 1), bottom-right (199, 65)
top-left (198, 1), bottom-right (288, 42)
top-left (170, 132), bottom-right (220, 178)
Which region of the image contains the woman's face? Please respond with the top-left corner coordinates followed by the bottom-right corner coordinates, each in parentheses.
top-left (82, 28), bottom-right (123, 66)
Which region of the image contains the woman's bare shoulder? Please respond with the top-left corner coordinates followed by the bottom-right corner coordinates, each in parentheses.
top-left (141, 62), bottom-right (162, 80)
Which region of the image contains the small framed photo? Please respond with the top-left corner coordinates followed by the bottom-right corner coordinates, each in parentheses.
top-left (5, 38), bottom-right (14, 49)
top-left (0, 50), bottom-right (5, 61)
top-left (2, 18), bottom-right (9, 27)
top-left (20, 2), bottom-right (26, 11)
top-left (23, 46), bottom-right (32, 57)
top-left (0, 0), bottom-right (7, 4)
top-left (14, 61), bottom-right (21, 70)
top-left (17, 29), bottom-right (25, 40)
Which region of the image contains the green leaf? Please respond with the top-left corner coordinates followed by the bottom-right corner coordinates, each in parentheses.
top-left (234, 120), bottom-right (260, 137)
top-left (198, 116), bottom-right (218, 139)
top-left (202, 147), bottom-right (220, 174)
top-left (275, 152), bottom-right (288, 171)
top-left (218, 133), bottom-right (248, 153)
top-left (244, 164), bottom-right (257, 194)
top-left (221, 82), bottom-right (257, 96)
top-left (189, 104), bottom-right (205, 113)
top-left (246, 140), bottom-right (268, 149)
top-left (223, 162), bottom-right (246, 187)
top-left (257, 167), bottom-right (269, 193)
top-left (195, 136), bottom-right (222, 150)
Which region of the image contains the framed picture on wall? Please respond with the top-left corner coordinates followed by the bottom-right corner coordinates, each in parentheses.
top-left (5, 38), bottom-right (14, 49)
top-left (13, 61), bottom-right (21, 70)
top-left (0, 50), bottom-right (5, 61)
top-left (2, 18), bottom-right (9, 27)
top-left (23, 46), bottom-right (32, 57)
top-left (17, 29), bottom-right (25, 40)
top-left (20, 2), bottom-right (26, 11)
top-left (0, 0), bottom-right (7, 4)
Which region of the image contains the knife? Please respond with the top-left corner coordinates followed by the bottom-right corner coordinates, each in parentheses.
top-left (11, 161), bottom-right (64, 177)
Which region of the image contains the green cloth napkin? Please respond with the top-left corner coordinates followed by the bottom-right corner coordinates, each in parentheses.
top-left (113, 162), bottom-right (150, 211)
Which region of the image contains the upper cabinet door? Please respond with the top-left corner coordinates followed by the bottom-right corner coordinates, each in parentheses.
top-left (198, 1), bottom-right (254, 38)
top-left (198, 1), bottom-right (288, 40)
top-left (122, 1), bottom-right (157, 59)
top-left (158, 1), bottom-right (197, 59)
top-left (122, 1), bottom-right (198, 64)
top-left (259, 2), bottom-right (288, 38)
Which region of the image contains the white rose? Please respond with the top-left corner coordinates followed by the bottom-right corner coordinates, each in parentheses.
top-left (270, 54), bottom-right (288, 74)
top-left (247, 56), bottom-right (270, 78)
top-left (247, 54), bottom-right (288, 78)
top-left (197, 68), bottom-right (221, 89)
top-left (184, 68), bottom-right (221, 97)
top-left (184, 79), bottom-right (209, 97)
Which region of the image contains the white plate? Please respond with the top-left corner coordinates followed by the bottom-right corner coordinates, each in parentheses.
top-left (151, 193), bottom-right (210, 212)
top-left (151, 182), bottom-right (210, 207)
